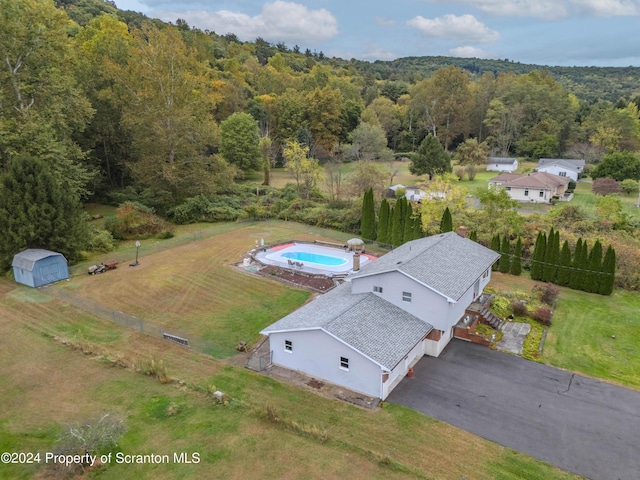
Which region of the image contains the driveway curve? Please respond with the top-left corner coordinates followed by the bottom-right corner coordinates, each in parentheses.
top-left (387, 340), bottom-right (640, 480)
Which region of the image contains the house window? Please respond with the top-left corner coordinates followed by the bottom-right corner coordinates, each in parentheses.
top-left (482, 269), bottom-right (489, 279)
top-left (559, 171), bottom-right (567, 177)
top-left (340, 356), bottom-right (349, 370)
top-left (402, 291), bottom-right (412, 302)
top-left (505, 186), bottom-right (511, 191)
top-left (524, 189), bottom-right (529, 197)
top-left (284, 340), bottom-right (293, 353)
top-left (373, 286), bottom-right (383, 293)
top-left (539, 190), bottom-right (544, 197)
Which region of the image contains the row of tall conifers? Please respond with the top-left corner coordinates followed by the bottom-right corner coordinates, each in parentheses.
top-left (490, 228), bottom-right (616, 295)
top-left (360, 188), bottom-right (422, 246)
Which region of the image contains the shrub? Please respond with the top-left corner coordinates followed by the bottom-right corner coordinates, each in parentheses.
top-left (105, 202), bottom-right (174, 240)
top-left (490, 296), bottom-right (511, 318)
top-left (567, 179), bottom-right (577, 193)
top-left (466, 164), bottom-right (477, 181)
top-left (89, 228), bottom-right (115, 252)
top-left (510, 299), bottom-right (529, 317)
top-left (536, 283), bottom-right (561, 306)
top-left (531, 307), bottom-right (553, 326)
top-left (592, 178), bottom-right (621, 196)
top-left (168, 194), bottom-right (244, 224)
top-left (454, 166), bottom-right (465, 180)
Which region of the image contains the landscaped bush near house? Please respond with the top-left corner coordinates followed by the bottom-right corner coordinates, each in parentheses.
top-left (531, 307), bottom-right (553, 326)
top-left (490, 296), bottom-right (511, 319)
top-left (536, 283), bottom-right (561, 306)
top-left (510, 299), bottom-right (529, 317)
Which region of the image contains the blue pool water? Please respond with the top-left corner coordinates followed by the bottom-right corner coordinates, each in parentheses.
top-left (282, 251), bottom-right (347, 266)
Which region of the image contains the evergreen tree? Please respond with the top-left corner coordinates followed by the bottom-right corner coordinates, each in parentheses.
top-left (403, 201), bottom-right (414, 242)
top-left (360, 187), bottom-right (376, 240)
top-left (530, 232), bottom-right (546, 281)
top-left (390, 200), bottom-right (404, 247)
top-left (377, 198), bottom-right (390, 245)
top-left (412, 215), bottom-right (423, 240)
top-left (577, 240), bottom-right (590, 291)
top-left (586, 240), bottom-right (603, 293)
top-left (499, 235), bottom-right (511, 273)
top-left (556, 240), bottom-right (572, 286)
top-left (439, 206), bottom-right (453, 233)
top-left (599, 245), bottom-right (616, 295)
top-left (569, 238), bottom-right (583, 289)
top-left (469, 230), bottom-right (478, 242)
top-left (0, 155), bottom-right (89, 271)
top-left (510, 237), bottom-right (522, 276)
top-left (490, 234), bottom-right (501, 271)
top-left (542, 228), bottom-right (559, 282)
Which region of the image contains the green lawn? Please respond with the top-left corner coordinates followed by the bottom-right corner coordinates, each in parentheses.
top-left (570, 181), bottom-right (640, 220)
top-left (543, 288), bottom-right (640, 389)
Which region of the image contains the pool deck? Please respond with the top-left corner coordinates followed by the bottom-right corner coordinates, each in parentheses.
top-left (252, 241), bottom-right (376, 277)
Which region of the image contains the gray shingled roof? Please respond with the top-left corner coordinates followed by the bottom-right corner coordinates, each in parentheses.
top-left (538, 158), bottom-right (584, 170)
top-left (11, 249), bottom-right (65, 271)
top-left (350, 232), bottom-right (500, 301)
top-left (261, 282), bottom-right (432, 370)
top-left (489, 171), bottom-right (571, 189)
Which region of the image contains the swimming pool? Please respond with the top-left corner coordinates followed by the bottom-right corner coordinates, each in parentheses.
top-left (256, 242), bottom-right (375, 275)
top-left (281, 251), bottom-right (348, 266)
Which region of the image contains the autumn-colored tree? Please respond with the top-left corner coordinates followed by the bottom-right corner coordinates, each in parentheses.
top-left (454, 138), bottom-right (489, 166)
top-left (282, 140), bottom-right (323, 199)
top-left (592, 178), bottom-right (622, 196)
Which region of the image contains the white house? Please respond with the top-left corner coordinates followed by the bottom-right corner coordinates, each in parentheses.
top-left (488, 171), bottom-right (571, 204)
top-left (537, 159), bottom-right (584, 182)
top-left (487, 157), bottom-right (519, 172)
top-left (261, 232), bottom-right (499, 400)
top-left (387, 184), bottom-right (427, 202)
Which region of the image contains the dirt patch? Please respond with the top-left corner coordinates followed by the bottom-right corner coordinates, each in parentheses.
top-left (257, 265), bottom-right (337, 292)
top-left (306, 379), bottom-right (325, 389)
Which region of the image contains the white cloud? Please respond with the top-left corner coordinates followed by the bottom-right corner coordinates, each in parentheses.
top-left (423, 0), bottom-right (640, 19)
top-left (569, 0), bottom-right (640, 17)
top-left (156, 1), bottom-right (338, 44)
top-left (407, 14), bottom-right (499, 43)
top-left (375, 16), bottom-right (396, 26)
top-left (449, 45), bottom-right (494, 58)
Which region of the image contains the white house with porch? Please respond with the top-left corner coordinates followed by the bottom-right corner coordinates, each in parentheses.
top-left (488, 171), bottom-right (571, 204)
top-left (260, 232), bottom-right (499, 400)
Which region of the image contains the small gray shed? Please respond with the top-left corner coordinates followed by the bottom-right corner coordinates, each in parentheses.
top-left (12, 249), bottom-right (69, 287)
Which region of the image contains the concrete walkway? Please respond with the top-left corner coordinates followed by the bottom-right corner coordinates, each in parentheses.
top-left (496, 321), bottom-right (531, 354)
top-left (388, 340), bottom-right (640, 480)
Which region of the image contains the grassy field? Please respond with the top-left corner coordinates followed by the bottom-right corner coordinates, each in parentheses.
top-left (0, 221), bottom-right (583, 479)
top-left (489, 273), bottom-right (640, 390)
top-left (570, 181), bottom-right (640, 220)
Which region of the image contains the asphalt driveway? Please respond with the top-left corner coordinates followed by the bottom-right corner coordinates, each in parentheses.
top-left (387, 340), bottom-right (640, 480)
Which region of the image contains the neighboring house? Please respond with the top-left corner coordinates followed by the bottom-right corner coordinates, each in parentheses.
top-left (386, 184), bottom-right (427, 202)
top-left (261, 232), bottom-right (499, 400)
top-left (487, 157), bottom-right (519, 172)
top-left (488, 172), bottom-right (571, 203)
top-left (12, 249), bottom-right (69, 288)
top-left (537, 158), bottom-right (585, 182)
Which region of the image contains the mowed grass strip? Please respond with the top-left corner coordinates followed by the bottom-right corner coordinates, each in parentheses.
top-left (490, 272), bottom-right (640, 390)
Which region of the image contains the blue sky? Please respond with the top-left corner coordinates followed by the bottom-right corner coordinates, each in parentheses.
top-left (113, 0), bottom-right (640, 67)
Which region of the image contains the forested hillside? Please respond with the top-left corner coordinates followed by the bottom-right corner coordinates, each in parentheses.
top-left (2, 0), bottom-right (640, 290)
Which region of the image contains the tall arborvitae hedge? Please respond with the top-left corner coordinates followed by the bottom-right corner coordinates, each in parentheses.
top-left (542, 228), bottom-right (559, 282)
top-left (569, 238), bottom-right (583, 289)
top-left (577, 240), bottom-right (590, 291)
top-left (556, 240), bottom-right (572, 286)
top-left (586, 240), bottom-right (603, 293)
top-left (599, 245), bottom-right (616, 295)
top-left (377, 198), bottom-right (390, 245)
top-left (510, 236), bottom-right (522, 276)
top-left (360, 187), bottom-right (376, 241)
top-left (390, 199), bottom-right (404, 247)
top-left (439, 206), bottom-right (453, 233)
top-left (412, 215), bottom-right (423, 240)
top-left (490, 234), bottom-right (501, 271)
top-left (469, 230), bottom-right (478, 242)
top-left (530, 232), bottom-right (546, 281)
top-left (403, 202), bottom-right (414, 241)
top-left (499, 235), bottom-right (511, 273)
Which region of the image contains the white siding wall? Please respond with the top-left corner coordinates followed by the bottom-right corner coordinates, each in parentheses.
top-left (350, 272), bottom-right (450, 330)
top-left (269, 330), bottom-right (383, 398)
top-left (424, 326), bottom-right (454, 357)
top-left (382, 338), bottom-right (425, 399)
top-left (487, 162), bottom-right (517, 172)
top-left (504, 186), bottom-right (551, 203)
top-left (538, 165), bottom-right (578, 181)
